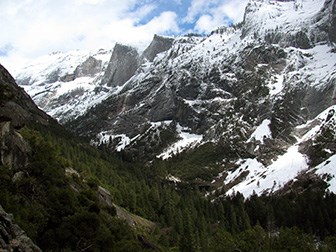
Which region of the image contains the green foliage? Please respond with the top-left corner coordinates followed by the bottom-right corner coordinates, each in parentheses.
top-left (0, 127), bottom-right (147, 251)
top-left (307, 126), bottom-right (336, 166)
top-left (1, 123), bottom-right (336, 251)
top-left (165, 142), bottom-right (230, 180)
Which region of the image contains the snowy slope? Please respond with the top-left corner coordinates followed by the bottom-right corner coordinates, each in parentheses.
top-left (243, 0), bottom-right (325, 36)
top-left (157, 123), bottom-right (203, 159)
top-left (224, 145), bottom-right (307, 197)
top-left (315, 155), bottom-right (336, 193)
top-left (220, 105), bottom-right (336, 197)
top-left (16, 49), bottom-right (113, 122)
top-left (77, 0), bottom-right (335, 176)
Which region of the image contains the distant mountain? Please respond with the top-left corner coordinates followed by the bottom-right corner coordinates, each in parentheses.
top-left (14, 0), bottom-right (336, 197)
top-left (15, 35), bottom-right (174, 124)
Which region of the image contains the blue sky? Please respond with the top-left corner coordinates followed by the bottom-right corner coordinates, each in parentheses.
top-left (0, 0), bottom-right (247, 62)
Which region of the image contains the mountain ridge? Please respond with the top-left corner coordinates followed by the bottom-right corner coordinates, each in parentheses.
top-left (13, 0), bottom-right (336, 197)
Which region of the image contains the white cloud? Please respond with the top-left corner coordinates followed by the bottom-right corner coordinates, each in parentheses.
top-left (0, 0), bottom-right (249, 68)
top-left (193, 0), bottom-right (248, 33)
top-left (0, 0), bottom-right (178, 61)
top-left (184, 0), bottom-right (219, 23)
top-left (194, 15), bottom-right (217, 33)
top-left (218, 0), bottom-right (248, 23)
top-left (75, 0), bottom-right (105, 5)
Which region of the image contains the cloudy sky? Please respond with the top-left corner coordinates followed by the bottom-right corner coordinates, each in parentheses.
top-left (0, 0), bottom-right (247, 65)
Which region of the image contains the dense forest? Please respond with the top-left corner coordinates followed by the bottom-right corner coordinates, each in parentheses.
top-left (1, 121), bottom-right (336, 251)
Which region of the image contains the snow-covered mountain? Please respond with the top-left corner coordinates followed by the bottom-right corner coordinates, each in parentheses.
top-left (14, 0), bottom-right (336, 197)
top-left (15, 49), bottom-right (112, 123)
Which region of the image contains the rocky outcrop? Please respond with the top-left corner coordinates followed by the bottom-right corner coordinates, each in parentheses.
top-left (0, 64), bottom-right (52, 128)
top-left (142, 35), bottom-right (174, 61)
top-left (0, 64), bottom-right (55, 170)
top-left (332, 82), bottom-right (336, 104)
top-left (330, 0), bottom-right (336, 43)
top-left (101, 44), bottom-right (140, 87)
top-left (0, 205), bottom-right (41, 252)
top-left (74, 56), bottom-right (102, 78)
top-left (0, 118), bottom-right (31, 170)
top-left (59, 56), bottom-right (102, 82)
top-left (243, 0), bottom-right (336, 48)
top-left (60, 73), bottom-right (75, 82)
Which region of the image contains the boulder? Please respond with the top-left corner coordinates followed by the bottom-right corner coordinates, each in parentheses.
top-left (0, 205), bottom-right (41, 252)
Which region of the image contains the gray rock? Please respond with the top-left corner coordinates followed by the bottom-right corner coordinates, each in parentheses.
top-left (46, 69), bottom-right (60, 83)
top-left (12, 171), bottom-right (25, 183)
top-left (332, 79), bottom-right (336, 104)
top-left (291, 30), bottom-right (312, 49)
top-left (97, 186), bottom-right (113, 207)
top-left (0, 64), bottom-right (52, 127)
top-left (74, 56), bottom-right (102, 78)
top-left (303, 81), bottom-right (336, 117)
top-left (330, 0), bottom-right (336, 43)
top-left (0, 64), bottom-right (54, 170)
top-left (0, 119), bottom-right (31, 170)
top-left (142, 34), bottom-right (174, 62)
top-left (60, 73), bottom-right (75, 82)
top-left (0, 205), bottom-right (41, 252)
top-left (101, 43), bottom-right (140, 87)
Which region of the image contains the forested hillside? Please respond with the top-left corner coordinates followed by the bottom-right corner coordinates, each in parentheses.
top-left (1, 0), bottom-right (336, 250)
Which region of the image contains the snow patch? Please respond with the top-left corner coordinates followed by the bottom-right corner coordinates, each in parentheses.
top-left (227, 106), bottom-right (336, 197)
top-left (315, 155), bottom-right (336, 193)
top-left (166, 174), bottom-right (181, 183)
top-left (225, 145), bottom-right (308, 198)
top-left (150, 120), bottom-right (173, 128)
top-left (94, 132), bottom-right (131, 152)
top-left (247, 119), bottom-right (272, 144)
top-left (157, 124), bottom-right (203, 160)
top-left (267, 74), bottom-right (284, 96)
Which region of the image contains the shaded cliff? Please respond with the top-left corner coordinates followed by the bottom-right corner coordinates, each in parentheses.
top-left (101, 43), bottom-right (140, 87)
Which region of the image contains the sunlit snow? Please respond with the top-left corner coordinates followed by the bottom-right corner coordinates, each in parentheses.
top-left (247, 119), bottom-right (272, 144)
top-left (315, 155), bottom-right (336, 193)
top-left (157, 124), bottom-right (203, 160)
top-left (225, 105), bottom-right (336, 197)
top-left (226, 145), bottom-right (308, 198)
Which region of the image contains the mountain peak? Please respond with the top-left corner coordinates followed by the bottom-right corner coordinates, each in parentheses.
top-left (142, 34), bottom-right (174, 61)
top-left (101, 43), bottom-right (140, 87)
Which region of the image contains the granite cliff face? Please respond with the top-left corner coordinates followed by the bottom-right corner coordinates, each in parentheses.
top-left (330, 0), bottom-right (336, 43)
top-left (142, 34), bottom-right (174, 62)
top-left (101, 43), bottom-right (141, 87)
top-left (0, 64), bottom-right (51, 251)
top-left (15, 35), bottom-right (175, 123)
top-left (0, 65), bottom-right (51, 128)
top-left (0, 64), bottom-right (54, 170)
